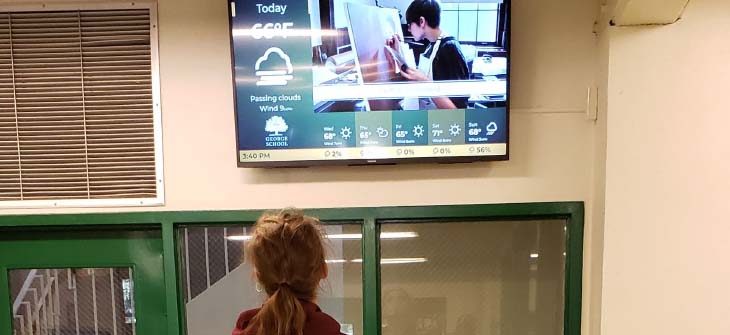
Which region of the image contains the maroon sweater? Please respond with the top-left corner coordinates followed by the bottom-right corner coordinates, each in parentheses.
top-left (232, 300), bottom-right (343, 335)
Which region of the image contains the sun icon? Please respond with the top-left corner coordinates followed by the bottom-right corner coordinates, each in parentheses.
top-left (449, 124), bottom-right (461, 136)
top-left (340, 127), bottom-right (352, 139)
top-left (413, 125), bottom-right (425, 137)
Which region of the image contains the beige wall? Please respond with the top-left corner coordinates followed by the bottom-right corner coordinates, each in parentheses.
top-left (156, 0), bottom-right (598, 212)
top-left (5, 0), bottom-right (730, 333)
top-left (586, 23), bottom-right (610, 335)
top-left (0, 0), bottom-right (605, 333)
top-left (601, 0), bottom-right (730, 333)
top-left (0, 0), bottom-right (599, 213)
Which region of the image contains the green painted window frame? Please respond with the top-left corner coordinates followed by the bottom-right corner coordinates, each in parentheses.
top-left (0, 228), bottom-right (168, 335)
top-left (0, 201), bottom-right (583, 335)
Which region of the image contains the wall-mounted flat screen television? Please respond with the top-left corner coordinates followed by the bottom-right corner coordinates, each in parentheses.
top-left (229, 0), bottom-right (510, 167)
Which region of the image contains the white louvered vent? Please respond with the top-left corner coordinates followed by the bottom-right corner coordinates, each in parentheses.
top-left (0, 3), bottom-right (163, 207)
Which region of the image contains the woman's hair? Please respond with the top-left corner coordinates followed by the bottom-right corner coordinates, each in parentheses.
top-left (405, 0), bottom-right (442, 28)
top-left (245, 209), bottom-right (327, 335)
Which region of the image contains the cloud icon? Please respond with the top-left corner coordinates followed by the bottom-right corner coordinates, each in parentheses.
top-left (255, 47), bottom-right (294, 86)
top-left (486, 122), bottom-right (498, 136)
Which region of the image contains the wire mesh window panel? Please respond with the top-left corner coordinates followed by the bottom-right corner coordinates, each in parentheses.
top-left (380, 220), bottom-right (566, 335)
top-left (9, 267), bottom-right (135, 335)
top-left (178, 223), bottom-right (363, 335)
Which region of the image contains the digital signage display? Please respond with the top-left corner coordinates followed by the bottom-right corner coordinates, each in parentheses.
top-left (230, 0), bottom-right (510, 166)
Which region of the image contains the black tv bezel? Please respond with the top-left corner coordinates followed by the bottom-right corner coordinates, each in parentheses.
top-left (229, 0), bottom-right (511, 168)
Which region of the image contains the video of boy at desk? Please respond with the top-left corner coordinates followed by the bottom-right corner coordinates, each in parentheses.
top-left (311, 0), bottom-right (508, 113)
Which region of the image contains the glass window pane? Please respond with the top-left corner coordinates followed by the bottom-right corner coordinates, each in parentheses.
top-left (441, 11), bottom-right (459, 39)
top-left (318, 224), bottom-right (363, 335)
top-left (477, 11), bottom-right (499, 43)
top-left (459, 3), bottom-right (479, 10)
top-left (478, 3), bottom-right (499, 10)
top-left (10, 268), bottom-right (135, 335)
top-left (458, 12), bottom-right (478, 42)
top-left (380, 220), bottom-right (566, 335)
top-left (179, 223), bottom-right (363, 335)
top-left (441, 3), bottom-right (459, 10)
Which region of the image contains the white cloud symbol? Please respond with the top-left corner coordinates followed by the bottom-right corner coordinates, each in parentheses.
top-left (255, 47), bottom-right (294, 86)
top-left (255, 47), bottom-right (293, 75)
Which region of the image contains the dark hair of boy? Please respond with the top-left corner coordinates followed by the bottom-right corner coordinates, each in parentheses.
top-left (405, 0), bottom-right (441, 28)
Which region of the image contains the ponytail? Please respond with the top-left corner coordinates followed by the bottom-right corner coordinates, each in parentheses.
top-left (251, 284), bottom-right (306, 335)
top-left (245, 209), bottom-right (327, 335)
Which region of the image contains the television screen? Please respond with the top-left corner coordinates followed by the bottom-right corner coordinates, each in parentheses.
top-left (229, 0), bottom-right (509, 167)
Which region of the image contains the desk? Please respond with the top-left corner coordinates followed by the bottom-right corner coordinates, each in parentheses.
top-left (313, 67), bottom-right (365, 113)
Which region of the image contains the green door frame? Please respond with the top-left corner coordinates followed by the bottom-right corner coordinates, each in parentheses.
top-left (0, 201), bottom-right (583, 335)
top-left (0, 228), bottom-right (168, 335)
